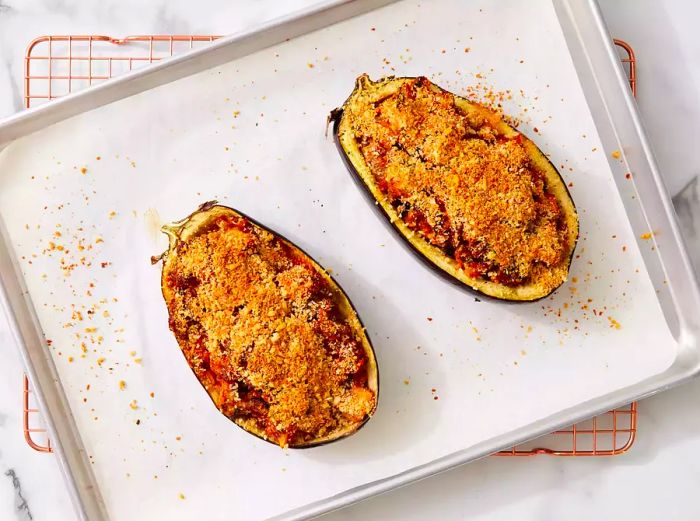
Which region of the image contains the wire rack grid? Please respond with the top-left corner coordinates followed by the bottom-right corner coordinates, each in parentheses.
top-left (20, 35), bottom-right (637, 456)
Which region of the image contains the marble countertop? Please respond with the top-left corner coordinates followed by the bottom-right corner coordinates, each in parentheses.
top-left (0, 1), bottom-right (699, 520)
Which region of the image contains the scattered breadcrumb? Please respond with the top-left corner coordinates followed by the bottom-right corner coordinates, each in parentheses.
top-left (608, 316), bottom-right (621, 329)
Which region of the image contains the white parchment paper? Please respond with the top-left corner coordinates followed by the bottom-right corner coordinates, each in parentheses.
top-left (0, 0), bottom-right (677, 519)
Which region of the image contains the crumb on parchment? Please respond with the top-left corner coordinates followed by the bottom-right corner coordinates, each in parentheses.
top-left (608, 316), bottom-right (622, 329)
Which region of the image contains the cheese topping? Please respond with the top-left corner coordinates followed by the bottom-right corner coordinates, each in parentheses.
top-left (163, 213), bottom-right (375, 447)
top-left (344, 77), bottom-right (570, 290)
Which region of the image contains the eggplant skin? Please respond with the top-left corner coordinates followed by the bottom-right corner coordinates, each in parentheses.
top-left (331, 75), bottom-right (579, 302)
top-left (154, 202), bottom-right (378, 448)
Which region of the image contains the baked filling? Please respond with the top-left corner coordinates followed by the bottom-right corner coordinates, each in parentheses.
top-left (162, 211), bottom-right (376, 447)
top-left (341, 76), bottom-right (572, 293)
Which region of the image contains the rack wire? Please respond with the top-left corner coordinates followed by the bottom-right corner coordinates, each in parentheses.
top-left (21, 35), bottom-right (638, 456)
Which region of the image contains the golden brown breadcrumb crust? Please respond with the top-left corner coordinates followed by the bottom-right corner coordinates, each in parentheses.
top-left (162, 213), bottom-right (375, 447)
top-left (343, 76), bottom-right (570, 290)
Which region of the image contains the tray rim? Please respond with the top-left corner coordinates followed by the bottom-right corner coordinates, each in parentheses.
top-left (0, 0), bottom-right (698, 520)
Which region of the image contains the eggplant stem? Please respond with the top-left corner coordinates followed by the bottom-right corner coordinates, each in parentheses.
top-left (326, 109), bottom-right (342, 138)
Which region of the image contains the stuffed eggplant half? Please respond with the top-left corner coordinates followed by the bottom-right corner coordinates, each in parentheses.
top-left (331, 75), bottom-right (578, 301)
top-left (154, 202), bottom-right (378, 448)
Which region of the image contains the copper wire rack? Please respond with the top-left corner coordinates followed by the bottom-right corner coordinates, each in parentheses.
top-left (21, 35), bottom-right (637, 456)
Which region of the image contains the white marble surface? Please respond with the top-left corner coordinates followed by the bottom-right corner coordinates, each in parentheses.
top-left (0, 1), bottom-right (699, 520)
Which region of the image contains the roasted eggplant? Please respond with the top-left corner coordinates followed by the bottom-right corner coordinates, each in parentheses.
top-left (153, 202), bottom-right (378, 448)
top-left (331, 75), bottom-right (578, 301)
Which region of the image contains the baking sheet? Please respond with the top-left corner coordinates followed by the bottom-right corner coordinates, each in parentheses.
top-left (0, 0), bottom-right (679, 519)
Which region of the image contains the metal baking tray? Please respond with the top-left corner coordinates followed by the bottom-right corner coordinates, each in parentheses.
top-left (0, 1), bottom-right (698, 520)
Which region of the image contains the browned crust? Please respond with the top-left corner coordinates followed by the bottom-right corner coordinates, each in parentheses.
top-left (332, 75), bottom-right (578, 302)
top-left (156, 203), bottom-right (378, 448)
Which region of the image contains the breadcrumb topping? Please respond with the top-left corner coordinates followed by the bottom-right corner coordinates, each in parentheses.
top-left (163, 212), bottom-right (375, 447)
top-left (344, 77), bottom-right (570, 289)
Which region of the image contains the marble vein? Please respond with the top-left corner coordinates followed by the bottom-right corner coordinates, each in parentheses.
top-left (673, 176), bottom-right (700, 274)
top-left (4, 470), bottom-right (33, 521)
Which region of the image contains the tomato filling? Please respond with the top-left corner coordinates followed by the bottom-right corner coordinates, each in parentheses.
top-left (351, 77), bottom-right (569, 288)
top-left (165, 213), bottom-right (375, 446)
